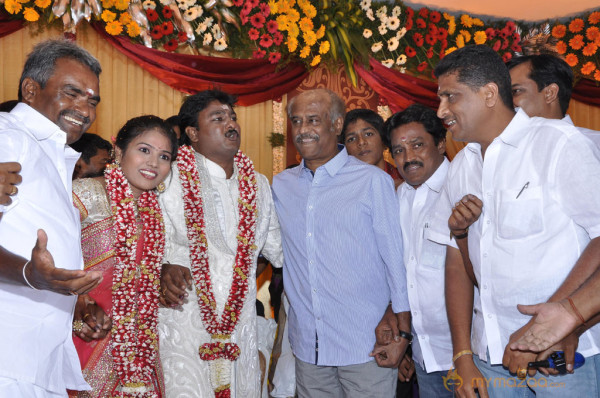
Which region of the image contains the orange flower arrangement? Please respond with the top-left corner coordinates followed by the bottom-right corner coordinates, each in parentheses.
top-left (589, 11), bottom-right (600, 25)
top-left (552, 24), bottom-right (567, 38)
top-left (587, 26), bottom-right (600, 41)
top-left (569, 34), bottom-right (584, 50)
top-left (594, 69), bottom-right (600, 81)
top-left (548, 9), bottom-right (600, 81)
top-left (581, 61), bottom-right (596, 75)
top-left (583, 42), bottom-right (598, 56)
top-left (569, 18), bottom-right (585, 33)
top-left (565, 53), bottom-right (579, 67)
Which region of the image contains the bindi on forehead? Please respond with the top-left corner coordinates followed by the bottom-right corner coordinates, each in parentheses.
top-left (85, 88), bottom-right (96, 97)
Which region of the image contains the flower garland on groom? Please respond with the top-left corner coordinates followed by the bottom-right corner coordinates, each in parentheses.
top-left (157, 90), bottom-right (284, 398)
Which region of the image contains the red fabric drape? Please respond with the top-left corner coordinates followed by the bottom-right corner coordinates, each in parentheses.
top-left (91, 22), bottom-right (308, 106)
top-left (572, 78), bottom-right (600, 107)
top-left (359, 57), bottom-right (600, 112)
top-left (0, 16), bottom-right (598, 109)
top-left (355, 57), bottom-right (440, 113)
top-left (0, 11), bottom-right (24, 39)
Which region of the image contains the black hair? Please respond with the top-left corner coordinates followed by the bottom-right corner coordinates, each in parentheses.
top-left (70, 133), bottom-right (113, 163)
top-left (115, 115), bottom-right (178, 160)
top-left (178, 90), bottom-right (237, 146)
top-left (506, 54), bottom-right (573, 117)
top-left (165, 115), bottom-right (181, 129)
top-left (0, 100), bottom-right (18, 112)
top-left (384, 104), bottom-right (447, 148)
top-left (341, 109), bottom-right (387, 146)
top-left (18, 39), bottom-right (101, 101)
top-left (434, 45), bottom-right (513, 110)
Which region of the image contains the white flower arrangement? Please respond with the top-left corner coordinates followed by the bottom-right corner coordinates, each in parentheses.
top-left (214, 37), bottom-right (227, 51)
top-left (371, 41), bottom-right (383, 52)
top-left (387, 36), bottom-right (399, 51)
top-left (142, 0), bottom-right (156, 10)
top-left (386, 16), bottom-right (400, 31)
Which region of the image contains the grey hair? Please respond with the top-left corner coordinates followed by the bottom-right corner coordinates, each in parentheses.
top-left (287, 88), bottom-right (346, 124)
top-left (18, 39), bottom-right (101, 100)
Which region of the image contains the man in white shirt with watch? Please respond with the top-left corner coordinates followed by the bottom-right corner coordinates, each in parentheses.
top-left (430, 44), bottom-right (600, 398)
top-left (374, 103), bottom-right (455, 397)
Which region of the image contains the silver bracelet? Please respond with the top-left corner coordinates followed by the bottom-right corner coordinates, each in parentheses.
top-left (22, 261), bottom-right (38, 290)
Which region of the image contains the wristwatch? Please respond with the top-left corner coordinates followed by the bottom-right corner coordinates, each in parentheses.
top-left (398, 330), bottom-right (413, 343)
top-left (450, 228), bottom-right (468, 240)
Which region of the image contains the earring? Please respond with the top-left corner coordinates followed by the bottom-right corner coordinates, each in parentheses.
top-left (157, 182), bottom-right (166, 193)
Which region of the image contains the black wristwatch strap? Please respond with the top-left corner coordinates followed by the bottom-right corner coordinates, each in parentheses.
top-left (398, 330), bottom-right (413, 343)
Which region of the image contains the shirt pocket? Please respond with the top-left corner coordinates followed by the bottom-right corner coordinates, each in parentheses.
top-left (420, 239), bottom-right (447, 269)
top-left (496, 185), bottom-right (544, 240)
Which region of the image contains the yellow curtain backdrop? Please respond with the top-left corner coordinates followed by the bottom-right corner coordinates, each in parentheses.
top-left (0, 23), bottom-right (274, 180)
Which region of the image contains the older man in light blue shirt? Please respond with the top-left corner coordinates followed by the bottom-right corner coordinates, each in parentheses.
top-left (272, 89), bottom-right (410, 398)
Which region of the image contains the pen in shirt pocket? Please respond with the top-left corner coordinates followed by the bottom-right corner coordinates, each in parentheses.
top-left (516, 181), bottom-right (529, 199)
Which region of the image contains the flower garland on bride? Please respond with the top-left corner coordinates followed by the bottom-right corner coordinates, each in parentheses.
top-left (176, 145), bottom-right (258, 398)
top-left (105, 163), bottom-right (165, 398)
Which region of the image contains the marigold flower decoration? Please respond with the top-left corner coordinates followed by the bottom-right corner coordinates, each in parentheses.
top-left (272, 0), bottom-right (366, 85)
top-left (551, 9), bottom-right (600, 81)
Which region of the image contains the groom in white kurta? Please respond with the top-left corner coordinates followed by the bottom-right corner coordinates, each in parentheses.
top-left (158, 90), bottom-right (283, 397)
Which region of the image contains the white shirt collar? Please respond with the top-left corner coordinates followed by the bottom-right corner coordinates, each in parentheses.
top-left (400, 157), bottom-right (450, 195)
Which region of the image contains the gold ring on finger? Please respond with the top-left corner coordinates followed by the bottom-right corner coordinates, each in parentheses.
top-left (9, 186), bottom-right (17, 196)
top-left (517, 367), bottom-right (527, 379)
top-left (72, 320), bottom-right (84, 333)
top-left (83, 313), bottom-right (91, 321)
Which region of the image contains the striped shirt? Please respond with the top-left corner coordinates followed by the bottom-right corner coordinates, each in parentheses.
top-left (272, 147), bottom-right (409, 366)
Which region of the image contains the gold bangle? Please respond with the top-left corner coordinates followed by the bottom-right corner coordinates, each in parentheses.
top-left (452, 349), bottom-right (473, 364)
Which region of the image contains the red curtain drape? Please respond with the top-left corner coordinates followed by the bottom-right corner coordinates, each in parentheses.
top-left (0, 11), bottom-right (24, 39)
top-left (359, 56), bottom-right (600, 112)
top-left (355, 57), bottom-right (440, 113)
top-left (0, 16), bottom-right (598, 109)
top-left (572, 78), bottom-right (600, 107)
top-left (90, 22), bottom-right (308, 106)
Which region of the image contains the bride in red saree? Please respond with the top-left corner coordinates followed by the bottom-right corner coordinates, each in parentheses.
top-left (70, 115), bottom-right (177, 398)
